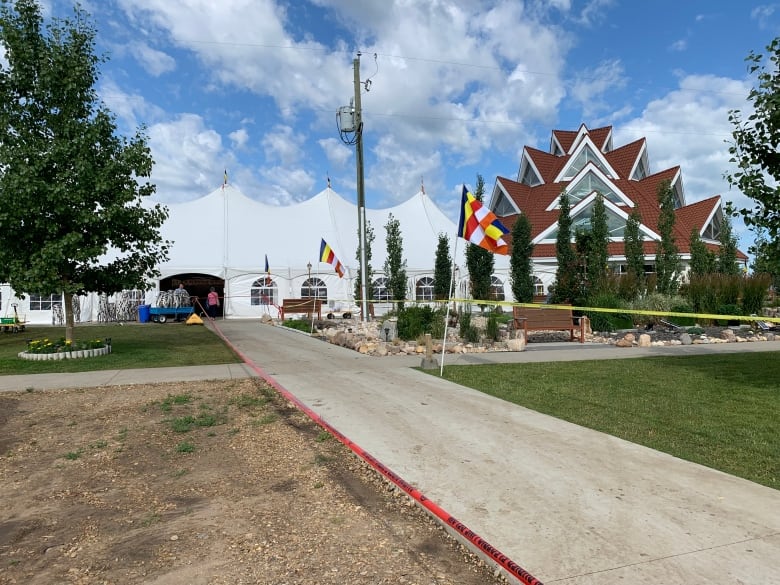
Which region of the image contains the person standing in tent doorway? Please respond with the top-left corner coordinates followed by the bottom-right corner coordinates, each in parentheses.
top-left (206, 287), bottom-right (220, 319)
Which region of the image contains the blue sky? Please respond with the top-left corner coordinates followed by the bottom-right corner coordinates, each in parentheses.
top-left (26, 1), bottom-right (780, 253)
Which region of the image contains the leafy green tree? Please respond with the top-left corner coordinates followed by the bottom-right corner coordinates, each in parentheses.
top-left (383, 213), bottom-right (407, 311)
top-left (654, 180), bottom-right (681, 295)
top-left (586, 192), bottom-right (610, 295)
top-left (689, 228), bottom-right (716, 276)
top-left (551, 191), bottom-right (578, 303)
top-left (725, 37), bottom-right (780, 241)
top-left (750, 227), bottom-right (780, 289)
top-left (355, 219), bottom-right (375, 307)
top-left (623, 208), bottom-right (645, 293)
top-left (509, 213), bottom-right (534, 302)
top-left (0, 0), bottom-right (169, 342)
top-left (464, 174), bottom-right (494, 308)
top-left (717, 204), bottom-right (740, 275)
top-left (433, 233), bottom-right (452, 301)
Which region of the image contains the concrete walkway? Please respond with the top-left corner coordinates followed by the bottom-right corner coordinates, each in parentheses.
top-left (2, 321), bottom-right (778, 584)
top-left (214, 321), bottom-right (780, 585)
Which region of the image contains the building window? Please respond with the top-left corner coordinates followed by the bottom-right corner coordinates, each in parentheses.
top-left (301, 277), bottom-right (327, 301)
top-left (373, 277), bottom-right (390, 301)
top-left (29, 293), bottom-right (62, 311)
top-left (415, 277), bottom-right (434, 301)
top-left (490, 276), bottom-right (505, 301)
top-left (251, 277), bottom-right (277, 306)
top-left (533, 277), bottom-right (545, 297)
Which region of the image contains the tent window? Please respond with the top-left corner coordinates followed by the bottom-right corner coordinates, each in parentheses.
top-left (490, 276), bottom-right (505, 301)
top-left (251, 277), bottom-right (277, 306)
top-left (415, 277), bottom-right (434, 301)
top-left (533, 276), bottom-right (545, 296)
top-left (29, 293), bottom-right (62, 311)
top-left (301, 277), bottom-right (327, 301)
top-left (373, 277), bottom-right (391, 301)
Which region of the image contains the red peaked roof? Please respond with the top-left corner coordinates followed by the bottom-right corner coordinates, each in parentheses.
top-left (495, 124), bottom-right (747, 261)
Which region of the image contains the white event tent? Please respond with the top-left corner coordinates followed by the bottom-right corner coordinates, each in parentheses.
top-left (1, 184), bottom-right (512, 325)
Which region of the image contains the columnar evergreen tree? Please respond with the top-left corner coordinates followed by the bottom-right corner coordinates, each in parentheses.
top-left (0, 0), bottom-right (170, 342)
top-left (383, 213), bottom-right (407, 311)
top-left (573, 228), bottom-right (592, 304)
top-left (354, 220), bottom-right (375, 306)
top-left (623, 208), bottom-right (645, 292)
top-left (689, 228), bottom-right (716, 276)
top-left (717, 205), bottom-right (740, 275)
top-left (433, 233), bottom-right (452, 301)
top-left (509, 213), bottom-right (535, 303)
top-left (464, 175), bottom-right (494, 307)
top-left (551, 191), bottom-right (578, 303)
top-left (654, 180), bottom-right (681, 295)
top-left (586, 192), bottom-right (610, 295)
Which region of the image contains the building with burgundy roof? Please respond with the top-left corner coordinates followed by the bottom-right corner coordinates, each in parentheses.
top-left (489, 124), bottom-right (747, 298)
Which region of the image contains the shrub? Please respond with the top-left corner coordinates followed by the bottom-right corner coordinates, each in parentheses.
top-left (458, 310), bottom-right (481, 343)
top-left (397, 305), bottom-right (440, 340)
top-left (717, 303), bottom-right (743, 325)
top-left (669, 303), bottom-right (697, 327)
top-left (584, 292), bottom-right (626, 332)
top-left (742, 273), bottom-right (771, 315)
top-left (685, 273), bottom-right (742, 318)
top-left (485, 310), bottom-right (500, 342)
top-left (628, 293), bottom-right (685, 328)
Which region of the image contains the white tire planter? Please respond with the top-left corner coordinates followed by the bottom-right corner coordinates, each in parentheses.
top-left (19, 345), bottom-right (112, 361)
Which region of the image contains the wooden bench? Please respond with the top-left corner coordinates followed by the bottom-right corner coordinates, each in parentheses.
top-left (512, 304), bottom-right (585, 343)
top-left (280, 298), bottom-right (323, 320)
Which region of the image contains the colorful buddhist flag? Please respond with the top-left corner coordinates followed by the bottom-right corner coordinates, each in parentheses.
top-left (319, 239), bottom-right (345, 278)
top-left (457, 185), bottom-right (509, 255)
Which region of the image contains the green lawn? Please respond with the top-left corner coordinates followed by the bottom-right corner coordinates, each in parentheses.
top-left (437, 352), bottom-right (780, 490)
top-left (0, 322), bottom-right (241, 374)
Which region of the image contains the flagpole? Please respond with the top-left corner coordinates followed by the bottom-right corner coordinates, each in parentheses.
top-left (440, 235), bottom-right (460, 376)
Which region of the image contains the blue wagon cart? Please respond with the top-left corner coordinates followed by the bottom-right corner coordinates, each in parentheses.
top-left (148, 306), bottom-right (194, 323)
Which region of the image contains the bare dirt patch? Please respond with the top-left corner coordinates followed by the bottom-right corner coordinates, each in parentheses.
top-left (0, 379), bottom-right (505, 585)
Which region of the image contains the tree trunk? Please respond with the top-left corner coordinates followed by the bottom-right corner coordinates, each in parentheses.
top-left (64, 292), bottom-right (75, 343)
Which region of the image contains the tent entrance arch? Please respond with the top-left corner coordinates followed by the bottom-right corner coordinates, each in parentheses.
top-left (160, 273), bottom-right (224, 317)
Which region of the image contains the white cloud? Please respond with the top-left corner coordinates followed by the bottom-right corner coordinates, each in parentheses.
top-left (259, 166), bottom-right (317, 205)
top-left (669, 39), bottom-right (687, 52)
top-left (751, 4), bottom-right (777, 28)
top-left (368, 134), bottom-right (444, 207)
top-left (147, 114), bottom-right (227, 202)
top-left (614, 74), bottom-right (754, 246)
top-left (261, 125), bottom-right (303, 166)
top-left (318, 137), bottom-right (352, 168)
top-left (108, 0), bottom-right (581, 204)
top-left (128, 42), bottom-right (176, 76)
top-left (229, 128), bottom-right (249, 149)
top-left (98, 78), bottom-right (164, 130)
top-left (570, 59), bottom-right (627, 118)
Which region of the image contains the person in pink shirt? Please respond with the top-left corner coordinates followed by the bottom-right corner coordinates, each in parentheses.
top-left (206, 287), bottom-right (220, 318)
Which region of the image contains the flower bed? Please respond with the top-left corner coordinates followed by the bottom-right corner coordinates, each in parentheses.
top-left (18, 337), bottom-right (112, 360)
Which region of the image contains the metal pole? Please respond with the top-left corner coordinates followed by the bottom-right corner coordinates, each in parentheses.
top-left (354, 55), bottom-right (369, 321)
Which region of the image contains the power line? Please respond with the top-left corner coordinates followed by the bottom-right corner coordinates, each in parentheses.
top-left (163, 37), bottom-right (750, 100)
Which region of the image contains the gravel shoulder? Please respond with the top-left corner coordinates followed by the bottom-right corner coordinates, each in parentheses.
top-left (0, 378), bottom-right (505, 585)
